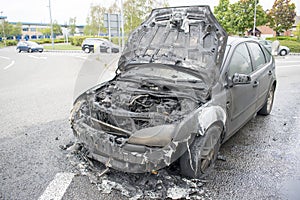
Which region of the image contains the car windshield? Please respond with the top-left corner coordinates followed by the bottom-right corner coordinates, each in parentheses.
top-left (26, 41), bottom-right (38, 46)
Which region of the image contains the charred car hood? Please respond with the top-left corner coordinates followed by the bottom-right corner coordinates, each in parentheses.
top-left (118, 5), bottom-right (227, 86)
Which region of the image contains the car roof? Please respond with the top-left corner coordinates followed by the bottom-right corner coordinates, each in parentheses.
top-left (227, 36), bottom-right (257, 46)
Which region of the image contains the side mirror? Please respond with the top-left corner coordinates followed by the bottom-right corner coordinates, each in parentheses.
top-left (232, 73), bottom-right (251, 85)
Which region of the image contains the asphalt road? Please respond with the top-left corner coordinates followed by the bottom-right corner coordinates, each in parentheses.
top-left (0, 47), bottom-right (299, 200)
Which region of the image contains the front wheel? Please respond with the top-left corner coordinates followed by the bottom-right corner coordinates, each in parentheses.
top-left (28, 48), bottom-right (32, 53)
top-left (84, 47), bottom-right (90, 53)
top-left (180, 125), bottom-right (222, 179)
top-left (258, 85), bottom-right (275, 115)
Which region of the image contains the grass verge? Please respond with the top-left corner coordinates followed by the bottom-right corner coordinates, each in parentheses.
top-left (44, 44), bottom-right (81, 50)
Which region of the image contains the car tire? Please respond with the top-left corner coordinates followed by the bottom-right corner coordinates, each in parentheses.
top-left (39, 50), bottom-right (43, 53)
top-left (279, 49), bottom-right (287, 56)
top-left (17, 49), bottom-right (21, 53)
top-left (180, 125), bottom-right (222, 179)
top-left (84, 47), bottom-right (90, 53)
top-left (28, 48), bottom-right (32, 53)
top-left (258, 85), bottom-right (275, 115)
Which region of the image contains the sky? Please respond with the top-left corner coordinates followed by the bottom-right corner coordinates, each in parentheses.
top-left (1, 0), bottom-right (300, 25)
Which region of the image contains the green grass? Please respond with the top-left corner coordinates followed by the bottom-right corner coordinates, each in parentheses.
top-left (44, 43), bottom-right (81, 50)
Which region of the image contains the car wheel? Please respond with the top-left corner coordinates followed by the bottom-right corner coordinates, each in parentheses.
top-left (180, 125), bottom-right (222, 179)
top-left (17, 49), bottom-right (21, 53)
top-left (39, 50), bottom-right (43, 53)
top-left (258, 85), bottom-right (275, 115)
top-left (28, 48), bottom-right (32, 53)
top-left (84, 47), bottom-right (90, 53)
top-left (279, 49), bottom-right (287, 56)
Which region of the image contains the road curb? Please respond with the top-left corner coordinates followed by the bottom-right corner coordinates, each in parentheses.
top-left (289, 53), bottom-right (300, 56)
top-left (44, 50), bottom-right (83, 53)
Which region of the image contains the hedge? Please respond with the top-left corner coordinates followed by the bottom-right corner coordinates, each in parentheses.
top-left (5, 40), bottom-right (18, 46)
top-left (279, 40), bottom-right (300, 53)
top-left (266, 36), bottom-right (297, 41)
top-left (265, 37), bottom-right (300, 53)
top-left (69, 36), bottom-right (121, 46)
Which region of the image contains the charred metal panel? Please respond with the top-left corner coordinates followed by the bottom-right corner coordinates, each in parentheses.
top-left (119, 6), bottom-right (228, 87)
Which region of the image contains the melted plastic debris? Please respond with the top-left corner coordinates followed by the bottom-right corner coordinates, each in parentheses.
top-left (63, 143), bottom-right (212, 199)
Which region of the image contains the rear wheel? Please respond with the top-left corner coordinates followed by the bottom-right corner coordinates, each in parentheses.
top-left (279, 49), bottom-right (287, 56)
top-left (180, 125), bottom-right (222, 178)
top-left (258, 85), bottom-right (275, 115)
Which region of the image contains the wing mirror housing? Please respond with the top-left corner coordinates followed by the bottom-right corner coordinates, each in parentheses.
top-left (227, 73), bottom-right (251, 87)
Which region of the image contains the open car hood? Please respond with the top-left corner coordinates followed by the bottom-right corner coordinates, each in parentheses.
top-left (118, 5), bottom-right (228, 86)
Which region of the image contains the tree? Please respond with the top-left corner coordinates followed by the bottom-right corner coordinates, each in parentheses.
top-left (230, 0), bottom-right (267, 35)
top-left (41, 21), bottom-right (62, 36)
top-left (84, 4), bottom-right (107, 36)
top-left (268, 0), bottom-right (296, 34)
top-left (0, 21), bottom-right (22, 38)
top-left (214, 0), bottom-right (267, 35)
top-left (69, 17), bottom-right (76, 35)
top-left (214, 0), bottom-right (234, 34)
top-left (293, 22), bottom-right (300, 41)
top-left (108, 2), bottom-right (120, 14)
top-left (123, 0), bottom-right (169, 34)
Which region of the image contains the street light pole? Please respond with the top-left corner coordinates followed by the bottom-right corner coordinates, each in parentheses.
top-left (1, 11), bottom-right (6, 46)
top-left (120, 0), bottom-right (125, 50)
top-left (253, 0), bottom-right (257, 36)
top-left (48, 0), bottom-right (54, 49)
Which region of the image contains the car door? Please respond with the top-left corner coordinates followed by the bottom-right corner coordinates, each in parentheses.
top-left (226, 42), bottom-right (260, 135)
top-left (247, 42), bottom-right (273, 111)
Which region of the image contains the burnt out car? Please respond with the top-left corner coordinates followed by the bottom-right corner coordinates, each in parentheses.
top-left (70, 6), bottom-right (276, 178)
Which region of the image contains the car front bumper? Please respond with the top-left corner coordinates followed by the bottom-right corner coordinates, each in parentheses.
top-left (72, 120), bottom-right (192, 173)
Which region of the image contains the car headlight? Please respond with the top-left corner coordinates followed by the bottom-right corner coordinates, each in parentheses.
top-left (128, 124), bottom-right (175, 147)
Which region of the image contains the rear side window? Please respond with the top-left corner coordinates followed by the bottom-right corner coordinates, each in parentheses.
top-left (228, 43), bottom-right (252, 77)
top-left (261, 45), bottom-right (272, 62)
top-left (247, 42), bottom-right (266, 70)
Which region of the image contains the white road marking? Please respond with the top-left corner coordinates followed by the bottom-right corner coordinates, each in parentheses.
top-left (277, 65), bottom-right (299, 68)
top-left (28, 55), bottom-right (47, 59)
top-left (276, 60), bottom-right (300, 63)
top-left (0, 56), bottom-right (10, 60)
top-left (38, 172), bottom-right (74, 200)
top-left (3, 60), bottom-right (15, 70)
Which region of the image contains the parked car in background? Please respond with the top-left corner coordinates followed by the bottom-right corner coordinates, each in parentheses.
top-left (70, 6), bottom-right (276, 178)
top-left (259, 40), bottom-right (290, 56)
top-left (81, 38), bottom-right (120, 53)
top-left (16, 41), bottom-right (43, 53)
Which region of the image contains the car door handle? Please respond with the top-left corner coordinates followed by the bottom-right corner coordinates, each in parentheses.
top-left (253, 81), bottom-right (259, 87)
top-left (268, 70), bottom-right (272, 75)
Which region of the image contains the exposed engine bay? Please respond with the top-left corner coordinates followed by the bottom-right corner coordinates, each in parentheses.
top-left (87, 71), bottom-right (207, 135)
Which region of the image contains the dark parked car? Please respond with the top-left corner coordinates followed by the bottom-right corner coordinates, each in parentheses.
top-left (70, 6), bottom-right (276, 178)
top-left (81, 38), bottom-right (119, 53)
top-left (16, 41), bottom-right (43, 53)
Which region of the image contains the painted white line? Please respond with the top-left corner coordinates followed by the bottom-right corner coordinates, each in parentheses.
top-left (276, 60), bottom-right (300, 63)
top-left (38, 172), bottom-right (74, 200)
top-left (0, 56), bottom-right (10, 60)
top-left (3, 60), bottom-right (15, 70)
top-left (277, 65), bottom-right (300, 68)
top-left (28, 55), bottom-right (47, 59)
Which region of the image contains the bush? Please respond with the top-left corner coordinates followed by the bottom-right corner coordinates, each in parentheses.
top-left (34, 38), bottom-right (66, 44)
top-left (6, 40), bottom-right (18, 46)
